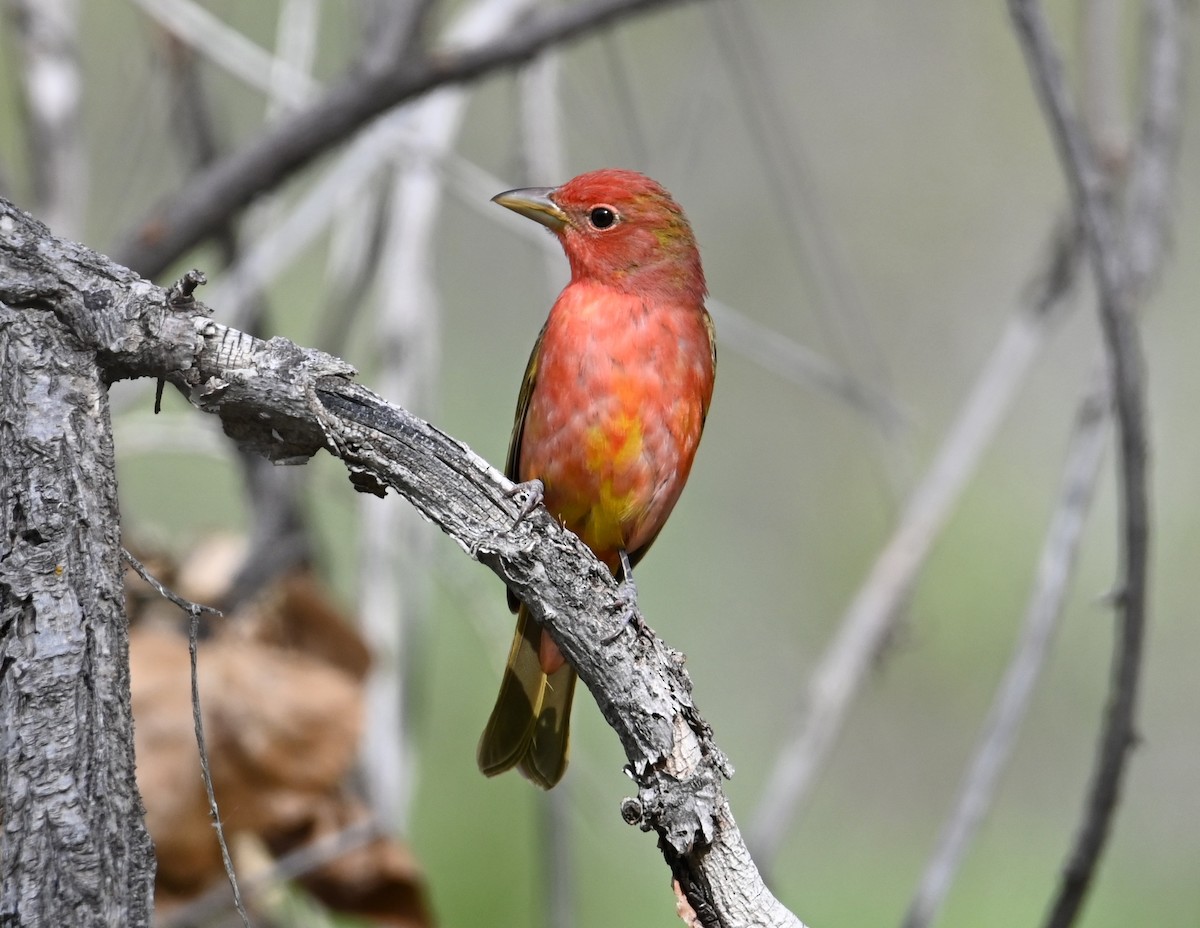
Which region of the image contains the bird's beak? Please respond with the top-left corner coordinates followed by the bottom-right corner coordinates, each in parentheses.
top-left (491, 186), bottom-right (569, 232)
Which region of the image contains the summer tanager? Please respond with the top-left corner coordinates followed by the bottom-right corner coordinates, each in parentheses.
top-left (477, 169), bottom-right (716, 789)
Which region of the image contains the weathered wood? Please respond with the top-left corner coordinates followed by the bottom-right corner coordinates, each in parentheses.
top-left (0, 207), bottom-right (155, 926)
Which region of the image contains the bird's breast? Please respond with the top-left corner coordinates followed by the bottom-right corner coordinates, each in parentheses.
top-left (519, 283), bottom-right (714, 562)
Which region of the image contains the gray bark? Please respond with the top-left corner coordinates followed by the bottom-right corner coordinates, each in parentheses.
top-left (0, 197), bottom-right (803, 928)
top-left (1, 212), bottom-right (155, 924)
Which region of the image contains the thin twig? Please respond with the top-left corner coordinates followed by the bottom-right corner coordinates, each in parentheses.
top-left (1008, 2), bottom-right (1159, 926)
top-left (160, 43), bottom-right (311, 608)
top-left (120, 550), bottom-right (248, 924)
top-left (901, 376), bottom-right (1112, 928)
top-left (706, 298), bottom-right (902, 427)
top-left (316, 0), bottom-right (433, 353)
top-left (188, 606), bottom-right (251, 928)
top-left (362, 0), bottom-right (542, 836)
top-left (318, 173), bottom-right (394, 355)
top-left (748, 221), bottom-right (1081, 870)
top-left (122, 547), bottom-right (222, 620)
top-left (264, 0), bottom-right (320, 121)
top-left (703, 1), bottom-right (896, 452)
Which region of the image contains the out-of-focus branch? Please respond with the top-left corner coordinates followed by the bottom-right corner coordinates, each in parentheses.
top-left (704, 1), bottom-right (900, 467)
top-left (159, 820), bottom-right (380, 928)
top-left (157, 35), bottom-right (316, 607)
top-left (264, 0), bottom-right (321, 121)
top-left (748, 219), bottom-right (1082, 870)
top-left (1008, 2), bottom-right (1168, 926)
top-left (356, 0), bottom-right (543, 838)
top-left (1079, 0), bottom-right (1129, 169)
top-left (905, 5), bottom-right (1181, 922)
top-left (1125, 0), bottom-right (1184, 295)
top-left (129, 0), bottom-right (318, 108)
top-left (359, 0), bottom-right (437, 69)
top-left (7, 0), bottom-right (86, 237)
top-left (901, 375), bottom-right (1111, 928)
top-left (116, 0), bottom-right (709, 279)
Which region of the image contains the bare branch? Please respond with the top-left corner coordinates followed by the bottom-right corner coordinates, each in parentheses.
top-left (748, 221), bottom-right (1081, 868)
top-left (703, 1), bottom-right (898, 458)
top-left (121, 549), bottom-right (248, 926)
top-left (1125, 0), bottom-right (1185, 294)
top-left (130, 0), bottom-right (319, 107)
top-left (359, 0), bottom-right (437, 69)
top-left (7, 0), bottom-right (86, 237)
top-left (1007, 2), bottom-right (1164, 925)
top-left (187, 605), bottom-right (251, 928)
top-left (903, 3), bottom-right (1181, 918)
top-left (901, 376), bottom-right (1111, 928)
top-left (121, 548), bottom-right (223, 619)
top-left (265, 0), bottom-right (321, 120)
top-left (353, 0), bottom-right (543, 835)
top-left (116, 0), bottom-right (710, 279)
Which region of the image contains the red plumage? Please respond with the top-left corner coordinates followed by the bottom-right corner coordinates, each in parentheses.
top-left (478, 169), bottom-right (716, 788)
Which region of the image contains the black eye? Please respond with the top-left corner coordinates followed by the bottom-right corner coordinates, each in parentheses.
top-left (588, 206), bottom-right (617, 229)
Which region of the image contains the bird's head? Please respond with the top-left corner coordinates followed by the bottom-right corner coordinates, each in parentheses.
top-left (492, 169), bottom-right (706, 303)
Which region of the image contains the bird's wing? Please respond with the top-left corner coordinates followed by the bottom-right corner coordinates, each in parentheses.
top-left (505, 318), bottom-right (548, 483)
top-left (505, 319), bottom-right (548, 613)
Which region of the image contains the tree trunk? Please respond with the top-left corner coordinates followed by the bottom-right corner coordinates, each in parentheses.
top-left (0, 257), bottom-right (155, 925)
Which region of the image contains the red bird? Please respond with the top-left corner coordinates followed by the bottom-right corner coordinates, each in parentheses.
top-left (477, 169), bottom-right (716, 788)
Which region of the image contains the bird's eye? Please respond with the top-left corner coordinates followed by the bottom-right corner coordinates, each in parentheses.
top-left (588, 206), bottom-right (617, 230)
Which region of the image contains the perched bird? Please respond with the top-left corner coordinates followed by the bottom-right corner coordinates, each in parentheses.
top-left (477, 169), bottom-right (716, 788)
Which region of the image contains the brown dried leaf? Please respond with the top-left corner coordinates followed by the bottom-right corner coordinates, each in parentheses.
top-left (132, 626), bottom-right (363, 902)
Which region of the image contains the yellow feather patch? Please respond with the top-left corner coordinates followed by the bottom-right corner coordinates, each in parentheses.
top-left (579, 417), bottom-right (646, 553)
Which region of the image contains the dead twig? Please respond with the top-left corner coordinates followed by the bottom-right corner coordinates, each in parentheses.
top-left (121, 550), bottom-right (248, 926)
top-left (1007, 1), bottom-right (1167, 925)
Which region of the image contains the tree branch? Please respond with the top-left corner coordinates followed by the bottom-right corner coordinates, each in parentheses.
top-left (905, 3), bottom-right (1182, 918)
top-left (901, 375), bottom-right (1112, 928)
top-left (1007, 2), bottom-right (1166, 926)
top-left (1, 196), bottom-right (805, 928)
top-left (115, 0), bottom-right (707, 279)
top-left (748, 218), bottom-right (1081, 869)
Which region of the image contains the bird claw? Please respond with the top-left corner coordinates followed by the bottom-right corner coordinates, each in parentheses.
top-left (505, 478), bottom-right (545, 529)
top-left (603, 550), bottom-right (645, 644)
top-left (602, 583), bottom-right (646, 645)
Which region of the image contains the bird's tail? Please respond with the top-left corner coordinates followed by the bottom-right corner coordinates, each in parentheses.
top-left (477, 604), bottom-right (576, 789)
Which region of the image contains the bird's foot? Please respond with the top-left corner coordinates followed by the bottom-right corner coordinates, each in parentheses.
top-left (505, 478), bottom-right (545, 529)
top-left (603, 550), bottom-right (646, 644)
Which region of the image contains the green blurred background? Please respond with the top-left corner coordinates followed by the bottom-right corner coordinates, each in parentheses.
top-left (3, 1), bottom-right (1197, 925)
